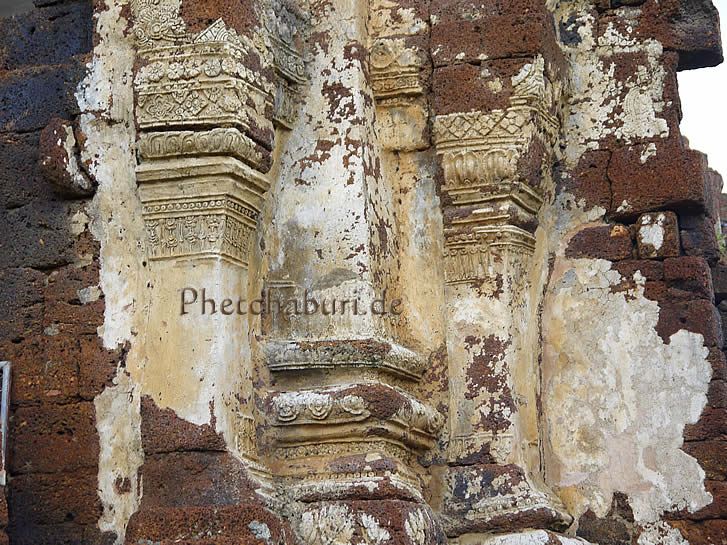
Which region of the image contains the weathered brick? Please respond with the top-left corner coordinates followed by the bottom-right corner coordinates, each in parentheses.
top-left (680, 212), bottom-right (721, 265)
top-left (682, 440), bottom-right (727, 481)
top-left (0, 2), bottom-right (92, 71)
top-left (2, 334), bottom-right (80, 405)
top-left (9, 402), bottom-right (99, 474)
top-left (664, 256), bottom-right (713, 301)
top-left (141, 396), bottom-right (226, 455)
top-left (0, 268), bottom-right (45, 342)
top-left (141, 452), bottom-right (254, 509)
top-left (2, 199), bottom-right (77, 269)
top-left (566, 225), bottom-right (633, 261)
top-left (668, 519), bottom-right (727, 545)
top-left (7, 469), bottom-right (102, 525)
top-left (0, 132), bottom-right (56, 210)
top-left (430, 0), bottom-right (562, 66)
top-left (0, 61), bottom-right (87, 133)
top-left (609, 141), bottom-right (710, 220)
top-left (684, 406), bottom-right (727, 441)
top-left (656, 299), bottom-right (722, 347)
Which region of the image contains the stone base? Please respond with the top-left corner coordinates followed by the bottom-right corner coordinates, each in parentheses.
top-left (439, 464), bottom-right (572, 536)
top-left (298, 501), bottom-right (446, 545)
top-left (453, 530), bottom-right (594, 545)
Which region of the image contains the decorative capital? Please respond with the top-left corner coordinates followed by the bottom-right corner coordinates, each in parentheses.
top-left (433, 56), bottom-right (561, 213)
top-left (370, 38), bottom-right (426, 101)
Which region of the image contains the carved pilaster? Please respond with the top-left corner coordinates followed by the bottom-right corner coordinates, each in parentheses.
top-left (433, 56), bottom-right (571, 533)
top-left (130, 6), bottom-right (277, 475)
top-left (133, 15), bottom-right (275, 267)
top-left (264, 0), bottom-right (307, 128)
top-left (370, 37), bottom-right (430, 150)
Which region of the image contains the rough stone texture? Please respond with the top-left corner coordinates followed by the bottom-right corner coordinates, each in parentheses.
top-left (0, 1), bottom-right (117, 544)
top-left (0, 0), bottom-right (726, 544)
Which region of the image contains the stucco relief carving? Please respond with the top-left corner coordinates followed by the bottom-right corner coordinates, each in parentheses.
top-left (141, 196), bottom-right (257, 265)
top-left (131, 6), bottom-right (278, 267)
top-left (264, 0), bottom-right (307, 128)
top-left (270, 384), bottom-right (443, 449)
top-left (137, 128), bottom-right (265, 171)
top-left (434, 57), bottom-right (557, 211)
top-left (134, 22), bottom-right (273, 132)
top-left (370, 33), bottom-right (429, 150)
top-left (370, 38), bottom-right (425, 100)
top-left (264, 338), bottom-right (428, 380)
top-left (130, 0), bottom-right (186, 48)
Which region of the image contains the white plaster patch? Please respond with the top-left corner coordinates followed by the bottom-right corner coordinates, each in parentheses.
top-left (78, 285), bottom-right (101, 304)
top-left (472, 530), bottom-right (592, 545)
top-left (637, 521), bottom-right (689, 545)
top-left (638, 214), bottom-right (665, 252)
top-left (543, 258), bottom-right (713, 522)
top-left (249, 521), bottom-right (272, 543)
top-left (71, 209), bottom-right (90, 236)
top-left (617, 200), bottom-right (633, 214)
top-left (360, 513), bottom-right (390, 545)
top-left (640, 142), bottom-right (657, 164)
top-left (95, 371), bottom-right (143, 545)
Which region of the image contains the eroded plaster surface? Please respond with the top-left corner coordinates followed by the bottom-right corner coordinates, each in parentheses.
top-left (543, 256), bottom-right (712, 521)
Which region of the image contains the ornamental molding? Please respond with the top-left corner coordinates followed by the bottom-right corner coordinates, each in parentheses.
top-left (273, 439), bottom-right (414, 466)
top-left (263, 338), bottom-right (427, 381)
top-left (137, 128), bottom-right (264, 171)
top-left (447, 432), bottom-right (514, 463)
top-left (269, 383), bottom-right (443, 451)
top-left (136, 160), bottom-right (269, 267)
top-left (141, 194), bottom-right (256, 266)
top-left (442, 467), bottom-right (572, 532)
top-left (442, 227), bottom-right (536, 285)
top-left (134, 37), bottom-right (273, 132)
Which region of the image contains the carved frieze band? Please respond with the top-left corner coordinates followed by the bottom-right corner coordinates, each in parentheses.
top-left (138, 128), bottom-right (264, 171)
top-left (274, 439), bottom-right (414, 465)
top-left (135, 40), bottom-right (273, 131)
top-left (142, 195), bottom-right (257, 266)
top-left (270, 384), bottom-right (443, 450)
top-left (264, 338), bottom-right (427, 380)
top-left (443, 228), bottom-right (536, 284)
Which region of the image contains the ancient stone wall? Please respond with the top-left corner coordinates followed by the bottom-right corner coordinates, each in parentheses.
top-left (0, 0), bottom-right (725, 544)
